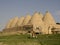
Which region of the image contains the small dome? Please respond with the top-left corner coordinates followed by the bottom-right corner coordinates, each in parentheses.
top-left (22, 14), bottom-right (31, 25)
top-left (5, 18), bottom-right (14, 28)
top-left (10, 16), bottom-right (19, 27)
top-left (17, 16), bottom-right (24, 26)
top-left (43, 11), bottom-right (56, 25)
top-left (30, 12), bottom-right (43, 25)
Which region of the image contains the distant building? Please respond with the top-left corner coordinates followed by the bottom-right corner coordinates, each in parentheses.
top-left (3, 11), bottom-right (60, 35)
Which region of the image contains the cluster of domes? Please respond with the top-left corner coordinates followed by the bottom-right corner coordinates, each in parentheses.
top-left (6, 11), bottom-right (55, 28)
top-left (5, 11), bottom-right (57, 34)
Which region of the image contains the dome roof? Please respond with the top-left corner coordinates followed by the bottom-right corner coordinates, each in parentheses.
top-left (10, 16), bottom-right (19, 27)
top-left (17, 16), bottom-right (24, 26)
top-left (43, 11), bottom-right (56, 25)
top-left (5, 18), bottom-right (14, 28)
top-left (29, 12), bottom-right (43, 26)
top-left (22, 14), bottom-right (31, 25)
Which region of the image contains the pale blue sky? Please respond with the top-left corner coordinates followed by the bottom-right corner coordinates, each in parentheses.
top-left (0, 0), bottom-right (60, 31)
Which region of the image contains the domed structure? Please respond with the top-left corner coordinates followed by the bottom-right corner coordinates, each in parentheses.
top-left (43, 11), bottom-right (56, 34)
top-left (29, 12), bottom-right (44, 33)
top-left (5, 18), bottom-right (14, 28)
top-left (3, 11), bottom-right (60, 35)
top-left (22, 14), bottom-right (31, 25)
top-left (30, 12), bottom-right (43, 24)
top-left (43, 11), bottom-right (56, 25)
top-left (17, 16), bottom-right (24, 26)
top-left (10, 17), bottom-right (19, 27)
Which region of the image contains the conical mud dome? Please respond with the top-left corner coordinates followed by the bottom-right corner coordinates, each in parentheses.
top-left (17, 16), bottom-right (24, 26)
top-left (5, 18), bottom-right (14, 28)
top-left (43, 11), bottom-right (56, 25)
top-left (42, 11), bottom-right (56, 34)
top-left (30, 12), bottom-right (43, 25)
top-left (22, 14), bottom-right (31, 25)
top-left (10, 17), bottom-right (19, 27)
top-left (29, 12), bottom-right (44, 33)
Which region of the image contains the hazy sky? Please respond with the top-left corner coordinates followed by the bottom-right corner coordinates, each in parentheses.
top-left (0, 0), bottom-right (60, 31)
